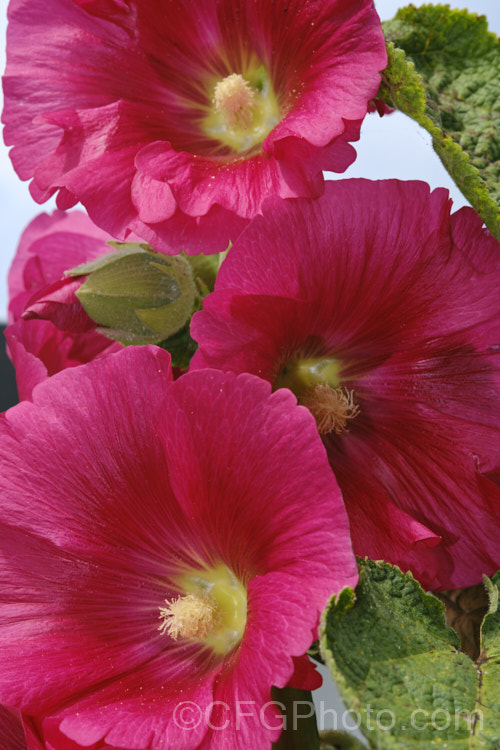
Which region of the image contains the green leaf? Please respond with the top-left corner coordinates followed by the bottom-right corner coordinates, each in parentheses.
top-left (380, 5), bottom-right (500, 240)
top-left (320, 559), bottom-right (500, 749)
top-left (475, 572), bottom-right (500, 746)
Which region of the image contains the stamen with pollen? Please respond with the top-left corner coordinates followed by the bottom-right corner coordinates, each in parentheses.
top-left (159, 592), bottom-right (221, 641)
top-left (213, 73), bottom-right (256, 130)
top-left (302, 384), bottom-right (360, 435)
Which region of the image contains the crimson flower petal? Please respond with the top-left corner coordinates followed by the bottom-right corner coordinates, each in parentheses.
top-left (6, 211), bottom-right (123, 399)
top-left (0, 346), bottom-right (356, 748)
top-left (3, 0), bottom-right (387, 253)
top-left (191, 179), bottom-right (500, 588)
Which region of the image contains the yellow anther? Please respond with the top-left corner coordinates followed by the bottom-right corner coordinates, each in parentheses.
top-left (213, 73), bottom-right (256, 129)
top-left (159, 592), bottom-right (221, 641)
top-left (302, 384), bottom-right (360, 435)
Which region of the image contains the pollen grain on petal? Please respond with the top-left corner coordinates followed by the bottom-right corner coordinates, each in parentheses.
top-left (302, 384), bottom-right (360, 435)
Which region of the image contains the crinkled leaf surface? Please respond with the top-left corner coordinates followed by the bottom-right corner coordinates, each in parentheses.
top-left (320, 559), bottom-right (500, 749)
top-left (380, 5), bottom-right (500, 240)
top-left (477, 572), bottom-right (500, 746)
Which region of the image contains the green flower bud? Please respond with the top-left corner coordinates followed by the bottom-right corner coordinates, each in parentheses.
top-left (72, 244), bottom-right (196, 345)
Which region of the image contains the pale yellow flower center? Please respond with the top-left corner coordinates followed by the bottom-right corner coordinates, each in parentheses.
top-left (159, 592), bottom-right (221, 641)
top-left (275, 355), bottom-right (361, 435)
top-left (213, 73), bottom-right (256, 129)
top-left (203, 63), bottom-right (280, 154)
top-left (159, 564), bottom-right (247, 654)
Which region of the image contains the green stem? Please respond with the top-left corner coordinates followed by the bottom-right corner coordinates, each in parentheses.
top-left (319, 730), bottom-right (367, 749)
top-left (271, 686), bottom-right (320, 750)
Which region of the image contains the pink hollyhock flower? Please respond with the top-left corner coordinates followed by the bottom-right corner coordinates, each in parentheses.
top-left (0, 346), bottom-right (357, 749)
top-left (2, 0), bottom-right (387, 254)
top-left (191, 179), bottom-right (500, 590)
top-left (6, 210), bottom-right (122, 400)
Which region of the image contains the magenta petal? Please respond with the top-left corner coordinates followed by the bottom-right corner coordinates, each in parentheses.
top-left (4, 321), bottom-right (53, 402)
top-left (23, 277), bottom-right (94, 334)
top-left (450, 205), bottom-right (500, 274)
top-left (6, 210), bottom-right (126, 396)
top-left (38, 714), bottom-right (126, 750)
top-left (157, 371), bottom-right (356, 590)
top-left (3, 0), bottom-right (386, 252)
top-left (192, 179), bottom-right (500, 588)
top-left (202, 572), bottom-right (326, 748)
top-left (5, 318), bottom-right (120, 402)
top-left (287, 656), bottom-right (323, 691)
top-left (130, 203), bottom-right (250, 256)
top-left (0, 348), bottom-right (356, 748)
top-left (55, 650), bottom-right (216, 749)
top-left (0, 706), bottom-right (30, 750)
top-left (131, 166), bottom-right (177, 224)
top-left (8, 210), bottom-right (111, 323)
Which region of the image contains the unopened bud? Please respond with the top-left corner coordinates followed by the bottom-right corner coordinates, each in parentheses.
top-left (72, 244), bottom-right (196, 345)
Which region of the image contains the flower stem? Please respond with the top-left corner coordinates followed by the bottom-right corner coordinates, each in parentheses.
top-left (271, 686), bottom-right (320, 749)
top-left (319, 730), bottom-right (367, 749)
